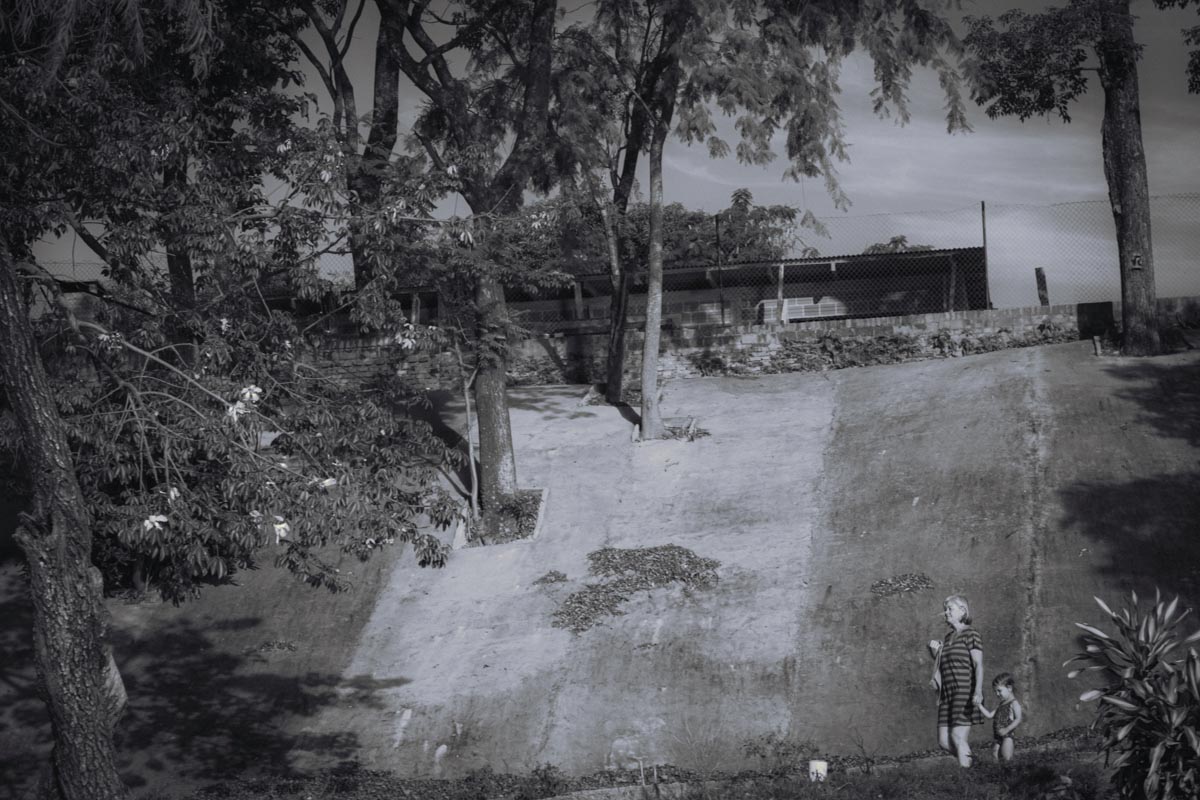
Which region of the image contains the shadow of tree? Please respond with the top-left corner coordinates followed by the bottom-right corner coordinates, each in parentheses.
top-left (109, 617), bottom-right (412, 792)
top-left (0, 575), bottom-right (413, 797)
top-left (1057, 355), bottom-right (1200, 611)
top-left (1102, 358), bottom-right (1200, 447)
top-left (0, 565), bottom-right (51, 800)
top-left (1058, 471), bottom-right (1200, 610)
top-left (402, 388), bottom-right (478, 494)
top-left (505, 386), bottom-right (599, 420)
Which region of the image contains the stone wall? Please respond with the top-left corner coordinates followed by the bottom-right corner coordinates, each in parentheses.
top-left (322, 296), bottom-right (1199, 389)
top-left (506, 301), bottom-right (1103, 386)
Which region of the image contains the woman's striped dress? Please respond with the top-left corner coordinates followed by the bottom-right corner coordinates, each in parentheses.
top-left (938, 627), bottom-right (984, 727)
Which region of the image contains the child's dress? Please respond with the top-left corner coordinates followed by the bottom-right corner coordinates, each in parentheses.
top-left (993, 699), bottom-right (1017, 742)
top-left (937, 627), bottom-right (985, 727)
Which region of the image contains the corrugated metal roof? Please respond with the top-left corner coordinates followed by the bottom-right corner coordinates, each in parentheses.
top-left (567, 245), bottom-right (985, 277)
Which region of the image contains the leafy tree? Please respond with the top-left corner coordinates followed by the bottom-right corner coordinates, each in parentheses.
top-left (554, 190), bottom-right (802, 276)
top-left (271, 0), bottom-right (428, 289)
top-left (0, 3), bottom-right (460, 797)
top-left (567, 0), bottom-right (970, 438)
top-left (963, 0), bottom-right (1200, 356)
top-left (863, 235), bottom-right (934, 254)
top-left (368, 0), bottom-right (557, 531)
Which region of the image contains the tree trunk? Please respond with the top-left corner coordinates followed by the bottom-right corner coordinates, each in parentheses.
top-left (348, 13), bottom-right (403, 290)
top-left (473, 274), bottom-right (518, 516)
top-left (1096, 0), bottom-right (1160, 356)
top-left (0, 253), bottom-right (129, 800)
top-left (600, 203), bottom-right (629, 403)
top-left (639, 126), bottom-right (668, 440)
top-left (602, 91), bottom-right (648, 406)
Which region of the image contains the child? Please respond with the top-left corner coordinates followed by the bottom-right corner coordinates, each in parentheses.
top-left (976, 673), bottom-right (1023, 762)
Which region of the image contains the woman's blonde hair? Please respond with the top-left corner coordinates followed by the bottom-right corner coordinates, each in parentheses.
top-left (944, 595), bottom-right (972, 625)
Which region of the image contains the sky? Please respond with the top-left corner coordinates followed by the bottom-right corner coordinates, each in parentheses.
top-left (324, 0), bottom-right (1200, 306)
top-left (41, 0), bottom-right (1200, 307)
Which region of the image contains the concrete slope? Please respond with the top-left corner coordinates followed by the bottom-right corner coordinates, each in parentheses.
top-left (297, 341), bottom-right (1200, 776)
top-left (297, 377), bottom-right (838, 777)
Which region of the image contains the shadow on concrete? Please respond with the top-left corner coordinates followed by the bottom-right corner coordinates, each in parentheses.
top-left (0, 565), bottom-right (50, 800)
top-left (506, 387), bottom-right (599, 421)
top-left (111, 616), bottom-right (412, 792)
top-left (0, 575), bottom-right (413, 797)
top-left (1058, 355), bottom-right (1200, 611)
top-left (1058, 471), bottom-right (1200, 611)
top-left (611, 402), bottom-right (641, 428)
top-left (1101, 357), bottom-right (1200, 448)
top-left (402, 388), bottom-right (478, 494)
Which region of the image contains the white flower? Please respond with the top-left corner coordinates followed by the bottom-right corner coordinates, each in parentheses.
top-left (318, 477), bottom-right (337, 489)
top-left (239, 385), bottom-right (263, 404)
top-left (249, 509), bottom-right (263, 523)
top-left (446, 164), bottom-right (458, 177)
top-left (226, 400), bottom-right (248, 420)
top-left (142, 515), bottom-right (168, 532)
top-left (272, 516), bottom-right (290, 543)
top-left (219, 317), bottom-right (230, 334)
top-left (167, 487), bottom-right (180, 502)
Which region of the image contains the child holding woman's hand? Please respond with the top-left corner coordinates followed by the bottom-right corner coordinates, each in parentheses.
top-left (976, 673), bottom-right (1023, 762)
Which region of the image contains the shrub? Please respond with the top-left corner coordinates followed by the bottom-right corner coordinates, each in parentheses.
top-left (1067, 590), bottom-right (1200, 799)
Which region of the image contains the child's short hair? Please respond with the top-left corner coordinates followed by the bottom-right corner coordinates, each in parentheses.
top-left (945, 595), bottom-right (972, 625)
top-left (992, 672), bottom-right (1015, 689)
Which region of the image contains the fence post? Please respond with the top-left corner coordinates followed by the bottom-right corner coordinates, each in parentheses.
top-left (981, 201), bottom-right (992, 309)
top-left (573, 278), bottom-right (584, 320)
top-left (947, 254), bottom-right (958, 312)
top-left (1035, 268), bottom-right (1050, 306)
top-left (776, 262), bottom-right (785, 324)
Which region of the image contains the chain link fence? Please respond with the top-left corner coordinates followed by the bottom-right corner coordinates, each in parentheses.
top-left (40, 194), bottom-right (1200, 332)
top-left (510, 193), bottom-right (1200, 332)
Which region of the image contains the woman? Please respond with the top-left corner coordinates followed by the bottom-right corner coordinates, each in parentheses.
top-left (928, 594), bottom-right (984, 767)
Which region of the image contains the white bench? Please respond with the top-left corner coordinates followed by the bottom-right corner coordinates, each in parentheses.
top-left (757, 297), bottom-right (847, 323)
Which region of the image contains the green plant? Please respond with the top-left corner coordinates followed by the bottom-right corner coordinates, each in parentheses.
top-left (1066, 590), bottom-right (1200, 799)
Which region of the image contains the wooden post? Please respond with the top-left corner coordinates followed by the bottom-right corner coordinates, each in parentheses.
top-left (981, 201), bottom-right (992, 309)
top-left (715, 213), bottom-right (726, 325)
top-left (776, 262), bottom-right (785, 324)
top-left (572, 278), bottom-right (584, 320)
top-left (1035, 268), bottom-right (1050, 306)
top-left (947, 254), bottom-right (958, 311)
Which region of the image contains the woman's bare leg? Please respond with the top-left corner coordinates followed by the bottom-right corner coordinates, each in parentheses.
top-left (951, 725), bottom-right (972, 767)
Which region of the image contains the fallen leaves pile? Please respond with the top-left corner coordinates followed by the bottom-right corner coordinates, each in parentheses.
top-left (550, 544), bottom-right (721, 633)
top-left (869, 572), bottom-right (935, 598)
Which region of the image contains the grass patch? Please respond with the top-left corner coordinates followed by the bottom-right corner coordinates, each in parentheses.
top-left (180, 738), bottom-right (1113, 800)
top-left (551, 544), bottom-right (721, 633)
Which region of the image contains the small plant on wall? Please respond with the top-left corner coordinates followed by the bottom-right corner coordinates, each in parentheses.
top-left (1066, 591), bottom-right (1200, 800)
